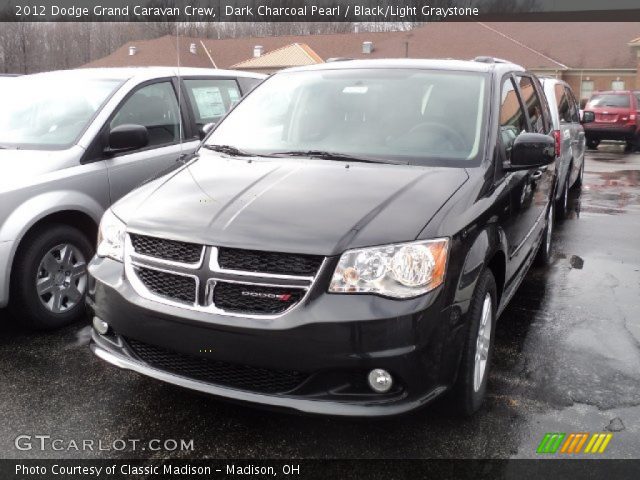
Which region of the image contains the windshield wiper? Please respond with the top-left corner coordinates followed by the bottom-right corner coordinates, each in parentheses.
top-left (202, 144), bottom-right (255, 157)
top-left (270, 150), bottom-right (407, 165)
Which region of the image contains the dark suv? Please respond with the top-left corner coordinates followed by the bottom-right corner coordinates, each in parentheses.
top-left (88, 59), bottom-right (557, 416)
top-left (583, 90), bottom-right (640, 150)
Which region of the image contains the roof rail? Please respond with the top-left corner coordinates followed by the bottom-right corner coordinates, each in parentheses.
top-left (326, 57), bottom-right (355, 63)
top-left (472, 56), bottom-right (512, 64)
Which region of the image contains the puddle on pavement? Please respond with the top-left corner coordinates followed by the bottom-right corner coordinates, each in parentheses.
top-left (569, 255), bottom-right (584, 269)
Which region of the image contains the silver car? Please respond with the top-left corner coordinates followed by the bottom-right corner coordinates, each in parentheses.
top-left (0, 67), bottom-right (264, 329)
top-left (541, 78), bottom-right (586, 218)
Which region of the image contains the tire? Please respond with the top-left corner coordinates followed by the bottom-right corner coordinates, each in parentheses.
top-left (535, 201), bottom-right (554, 267)
top-left (556, 172), bottom-right (570, 221)
top-left (586, 138), bottom-right (600, 150)
top-left (10, 224), bottom-right (93, 331)
top-left (573, 160), bottom-right (584, 189)
top-left (451, 269), bottom-right (497, 416)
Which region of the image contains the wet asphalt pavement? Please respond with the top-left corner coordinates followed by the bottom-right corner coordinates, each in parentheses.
top-left (1, 145), bottom-right (639, 460)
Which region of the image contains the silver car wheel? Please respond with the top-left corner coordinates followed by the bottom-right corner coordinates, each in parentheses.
top-left (36, 243), bottom-right (87, 314)
top-left (473, 293), bottom-right (492, 392)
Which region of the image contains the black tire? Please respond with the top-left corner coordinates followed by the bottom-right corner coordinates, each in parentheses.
top-left (573, 160), bottom-right (584, 189)
top-left (556, 172), bottom-right (570, 221)
top-left (10, 224), bottom-right (93, 331)
top-left (451, 269), bottom-right (497, 416)
top-left (586, 138), bottom-right (599, 150)
top-left (535, 201), bottom-right (554, 267)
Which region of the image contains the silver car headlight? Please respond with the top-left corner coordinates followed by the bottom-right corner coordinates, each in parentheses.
top-left (329, 239), bottom-right (449, 299)
top-left (96, 209), bottom-right (126, 262)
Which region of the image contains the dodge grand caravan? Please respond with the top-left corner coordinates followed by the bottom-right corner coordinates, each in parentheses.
top-left (89, 59), bottom-right (558, 416)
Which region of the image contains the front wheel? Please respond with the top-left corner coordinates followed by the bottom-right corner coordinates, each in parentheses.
top-left (452, 269), bottom-right (497, 416)
top-left (556, 173), bottom-right (570, 220)
top-left (573, 160), bottom-right (584, 189)
top-left (535, 201), bottom-right (554, 267)
top-left (10, 224), bottom-right (93, 330)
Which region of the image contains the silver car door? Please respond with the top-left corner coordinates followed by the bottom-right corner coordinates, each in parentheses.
top-left (104, 80), bottom-right (199, 203)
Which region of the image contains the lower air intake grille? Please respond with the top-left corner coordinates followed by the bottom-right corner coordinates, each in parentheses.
top-left (136, 267), bottom-right (196, 304)
top-left (130, 234), bottom-right (202, 264)
top-left (213, 282), bottom-right (303, 315)
top-left (125, 338), bottom-right (306, 394)
top-left (217, 248), bottom-right (323, 276)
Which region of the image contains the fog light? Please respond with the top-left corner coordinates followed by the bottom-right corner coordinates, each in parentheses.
top-left (367, 369), bottom-right (393, 393)
top-left (93, 317), bottom-right (109, 335)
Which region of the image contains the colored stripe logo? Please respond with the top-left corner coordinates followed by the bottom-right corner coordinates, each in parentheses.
top-left (537, 432), bottom-right (613, 454)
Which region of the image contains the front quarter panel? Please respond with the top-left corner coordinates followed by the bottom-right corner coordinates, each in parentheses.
top-left (0, 160), bottom-right (109, 308)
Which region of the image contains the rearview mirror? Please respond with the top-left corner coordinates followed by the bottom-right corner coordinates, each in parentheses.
top-left (506, 133), bottom-right (555, 170)
top-left (105, 124), bottom-right (148, 154)
top-left (199, 122), bottom-right (215, 140)
top-left (581, 111), bottom-right (595, 124)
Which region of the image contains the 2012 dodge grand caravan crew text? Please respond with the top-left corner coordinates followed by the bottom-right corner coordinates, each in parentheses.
top-left (89, 59), bottom-right (558, 416)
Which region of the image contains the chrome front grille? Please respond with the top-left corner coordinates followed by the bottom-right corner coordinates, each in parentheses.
top-left (217, 247), bottom-right (323, 277)
top-left (135, 267), bottom-right (197, 304)
top-left (130, 234), bottom-right (203, 264)
top-left (125, 233), bottom-right (322, 317)
top-left (211, 281), bottom-right (305, 315)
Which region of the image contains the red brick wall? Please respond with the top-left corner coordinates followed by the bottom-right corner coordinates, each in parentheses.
top-left (561, 72), bottom-right (637, 101)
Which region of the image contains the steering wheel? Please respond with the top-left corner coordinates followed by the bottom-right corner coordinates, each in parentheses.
top-left (408, 121), bottom-right (468, 151)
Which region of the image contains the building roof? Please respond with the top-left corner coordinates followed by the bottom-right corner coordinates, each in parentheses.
top-left (231, 43), bottom-right (323, 70)
top-left (82, 35), bottom-right (216, 69)
top-left (82, 22), bottom-right (640, 72)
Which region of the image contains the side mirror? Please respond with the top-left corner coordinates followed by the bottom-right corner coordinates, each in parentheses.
top-left (506, 132), bottom-right (555, 171)
top-left (581, 111), bottom-right (595, 124)
top-left (105, 124), bottom-right (148, 154)
top-left (199, 122), bottom-right (215, 140)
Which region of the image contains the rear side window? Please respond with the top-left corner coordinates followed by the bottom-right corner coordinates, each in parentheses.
top-left (565, 87), bottom-right (580, 123)
top-left (634, 92), bottom-right (640, 108)
top-left (514, 75), bottom-right (547, 133)
top-left (499, 77), bottom-right (527, 161)
top-left (588, 94), bottom-right (631, 108)
top-left (184, 79), bottom-right (241, 126)
top-left (111, 82), bottom-right (181, 147)
top-left (554, 84), bottom-right (572, 123)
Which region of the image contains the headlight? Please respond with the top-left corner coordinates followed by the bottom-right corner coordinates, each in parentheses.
top-left (96, 209), bottom-right (126, 262)
top-left (329, 239), bottom-right (449, 299)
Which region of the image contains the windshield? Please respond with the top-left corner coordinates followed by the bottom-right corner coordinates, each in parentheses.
top-left (587, 93), bottom-right (630, 108)
top-left (0, 76), bottom-right (122, 149)
top-left (206, 69), bottom-right (487, 164)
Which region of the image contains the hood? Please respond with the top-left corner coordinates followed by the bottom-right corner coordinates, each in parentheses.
top-left (114, 154), bottom-right (468, 256)
top-left (0, 147), bottom-right (82, 193)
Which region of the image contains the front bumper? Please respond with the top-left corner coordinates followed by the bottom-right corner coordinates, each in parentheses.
top-left (88, 257), bottom-right (462, 417)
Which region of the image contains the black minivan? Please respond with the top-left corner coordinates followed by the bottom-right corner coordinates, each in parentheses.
top-left (88, 58), bottom-right (558, 416)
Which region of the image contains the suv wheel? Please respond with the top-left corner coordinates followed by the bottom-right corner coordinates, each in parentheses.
top-left (535, 201), bottom-right (554, 266)
top-left (556, 173), bottom-right (570, 220)
top-left (10, 224), bottom-right (93, 330)
top-left (586, 138), bottom-right (600, 150)
top-left (452, 269), bottom-right (497, 416)
top-left (573, 160), bottom-right (584, 189)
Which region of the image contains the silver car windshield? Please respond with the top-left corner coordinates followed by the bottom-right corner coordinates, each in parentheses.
top-left (0, 77), bottom-right (122, 149)
top-left (206, 69), bottom-right (487, 163)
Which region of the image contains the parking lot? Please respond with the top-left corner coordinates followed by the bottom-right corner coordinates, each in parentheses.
top-left (1, 145), bottom-right (639, 460)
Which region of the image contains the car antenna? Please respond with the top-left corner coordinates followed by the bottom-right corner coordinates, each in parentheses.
top-left (176, 25), bottom-right (183, 160)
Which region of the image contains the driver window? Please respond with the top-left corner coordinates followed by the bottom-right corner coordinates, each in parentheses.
top-left (499, 77), bottom-right (526, 161)
top-left (110, 82), bottom-right (181, 148)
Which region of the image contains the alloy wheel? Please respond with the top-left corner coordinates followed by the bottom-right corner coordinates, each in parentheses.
top-left (473, 293), bottom-right (492, 392)
top-left (36, 243), bottom-right (87, 314)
